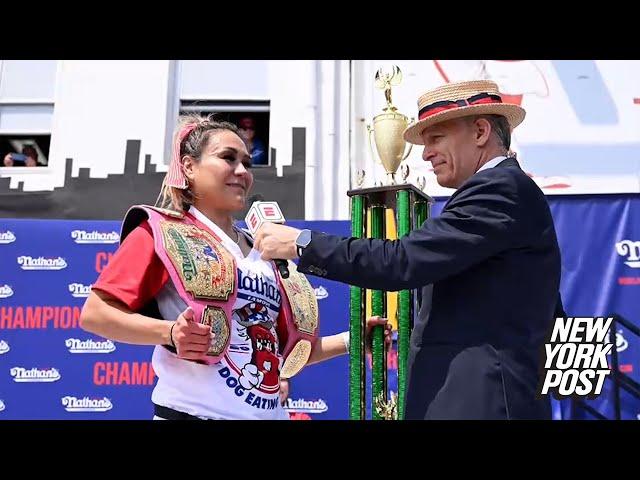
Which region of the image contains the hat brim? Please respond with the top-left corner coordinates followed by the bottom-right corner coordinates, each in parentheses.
top-left (403, 103), bottom-right (526, 145)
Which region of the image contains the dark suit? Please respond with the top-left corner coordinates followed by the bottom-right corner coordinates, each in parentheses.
top-left (298, 158), bottom-right (562, 419)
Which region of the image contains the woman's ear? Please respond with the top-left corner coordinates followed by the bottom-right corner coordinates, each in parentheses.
top-left (182, 155), bottom-right (196, 182)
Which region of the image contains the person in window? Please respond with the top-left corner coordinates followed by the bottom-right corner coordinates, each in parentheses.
top-left (3, 145), bottom-right (40, 167)
top-left (238, 116), bottom-right (268, 166)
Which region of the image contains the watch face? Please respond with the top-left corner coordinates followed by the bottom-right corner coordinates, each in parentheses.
top-left (297, 229), bottom-right (311, 248)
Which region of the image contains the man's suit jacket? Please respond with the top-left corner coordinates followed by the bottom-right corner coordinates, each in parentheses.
top-left (298, 158), bottom-right (562, 419)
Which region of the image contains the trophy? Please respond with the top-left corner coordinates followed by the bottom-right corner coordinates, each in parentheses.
top-left (349, 66), bottom-right (433, 420)
top-left (366, 66), bottom-right (413, 186)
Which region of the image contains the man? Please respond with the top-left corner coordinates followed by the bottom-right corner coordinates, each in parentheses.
top-left (238, 116), bottom-right (267, 166)
top-left (254, 80), bottom-right (563, 420)
top-left (3, 144), bottom-right (39, 167)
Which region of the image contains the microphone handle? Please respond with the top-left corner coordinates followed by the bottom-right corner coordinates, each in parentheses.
top-left (275, 259), bottom-right (290, 279)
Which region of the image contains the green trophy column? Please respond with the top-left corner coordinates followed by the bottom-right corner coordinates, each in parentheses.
top-left (370, 204), bottom-right (386, 419)
top-left (349, 195), bottom-right (366, 419)
top-left (396, 189), bottom-right (411, 420)
top-left (415, 199), bottom-right (428, 228)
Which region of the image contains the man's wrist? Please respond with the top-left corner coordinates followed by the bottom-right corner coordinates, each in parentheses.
top-left (295, 229), bottom-right (312, 257)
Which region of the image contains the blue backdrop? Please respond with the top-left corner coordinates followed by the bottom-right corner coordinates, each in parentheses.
top-left (0, 195), bottom-right (638, 419)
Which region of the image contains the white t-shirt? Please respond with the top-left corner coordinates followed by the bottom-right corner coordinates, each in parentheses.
top-left (150, 206), bottom-right (289, 420)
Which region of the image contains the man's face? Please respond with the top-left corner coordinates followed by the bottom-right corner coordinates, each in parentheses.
top-left (23, 147), bottom-right (37, 161)
top-left (420, 117), bottom-right (480, 189)
top-left (238, 118), bottom-right (256, 142)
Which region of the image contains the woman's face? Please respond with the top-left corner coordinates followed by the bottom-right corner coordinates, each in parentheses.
top-left (184, 130), bottom-right (254, 212)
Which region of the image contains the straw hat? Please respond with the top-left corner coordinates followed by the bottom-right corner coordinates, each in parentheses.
top-left (403, 80), bottom-right (526, 145)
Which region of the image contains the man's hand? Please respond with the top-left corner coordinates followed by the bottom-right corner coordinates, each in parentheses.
top-left (253, 223), bottom-right (301, 261)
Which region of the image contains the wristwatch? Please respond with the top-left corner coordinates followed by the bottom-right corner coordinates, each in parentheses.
top-left (295, 229), bottom-right (312, 257)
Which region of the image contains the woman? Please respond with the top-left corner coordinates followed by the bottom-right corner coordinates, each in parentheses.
top-left (80, 114), bottom-right (389, 420)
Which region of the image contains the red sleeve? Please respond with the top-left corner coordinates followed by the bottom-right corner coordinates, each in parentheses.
top-left (92, 220), bottom-right (170, 311)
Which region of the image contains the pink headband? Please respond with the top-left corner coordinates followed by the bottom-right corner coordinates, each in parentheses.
top-left (165, 122), bottom-right (198, 189)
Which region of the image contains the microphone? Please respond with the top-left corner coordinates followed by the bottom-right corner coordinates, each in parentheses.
top-left (247, 193), bottom-right (265, 204)
top-left (245, 200), bottom-right (290, 279)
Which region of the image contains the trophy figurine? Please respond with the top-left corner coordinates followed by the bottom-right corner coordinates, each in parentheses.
top-left (348, 65), bottom-right (433, 420)
top-left (374, 391), bottom-right (398, 420)
top-left (366, 66), bottom-right (414, 185)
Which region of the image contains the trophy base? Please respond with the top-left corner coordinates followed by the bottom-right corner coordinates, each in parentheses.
top-left (347, 183), bottom-right (434, 203)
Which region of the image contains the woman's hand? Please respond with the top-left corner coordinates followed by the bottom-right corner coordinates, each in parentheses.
top-left (171, 307), bottom-right (213, 361)
top-left (365, 316), bottom-right (393, 354)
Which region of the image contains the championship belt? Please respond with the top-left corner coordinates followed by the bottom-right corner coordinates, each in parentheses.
top-left (121, 206), bottom-right (237, 364)
top-left (275, 261), bottom-right (320, 378)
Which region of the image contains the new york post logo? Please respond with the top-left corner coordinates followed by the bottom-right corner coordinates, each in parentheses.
top-left (538, 317), bottom-right (613, 399)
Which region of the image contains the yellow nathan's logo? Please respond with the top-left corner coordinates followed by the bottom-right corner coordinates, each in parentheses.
top-left (160, 221), bottom-right (235, 301)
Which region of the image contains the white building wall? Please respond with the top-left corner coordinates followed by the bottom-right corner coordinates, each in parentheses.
top-left (4, 60), bottom-right (173, 191)
top-left (1, 60), bottom-right (351, 219)
top-left (4, 60), bottom-right (637, 215)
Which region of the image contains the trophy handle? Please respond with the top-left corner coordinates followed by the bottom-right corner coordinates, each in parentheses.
top-left (366, 123), bottom-right (379, 164)
top-left (401, 117), bottom-right (414, 161)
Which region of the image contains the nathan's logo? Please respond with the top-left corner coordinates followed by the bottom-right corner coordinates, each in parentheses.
top-left (284, 398), bottom-right (329, 414)
top-left (10, 366), bottom-right (61, 382)
top-left (314, 286), bottom-right (329, 300)
top-left (66, 338), bottom-right (116, 354)
top-left (0, 231), bottom-right (16, 244)
top-left (538, 317), bottom-right (613, 399)
top-left (68, 283), bottom-right (91, 298)
top-left (167, 228), bottom-right (198, 281)
top-left (237, 270), bottom-right (282, 305)
top-left (71, 230), bottom-right (119, 244)
top-left (0, 340), bottom-right (9, 355)
top-left (61, 396), bottom-right (113, 412)
top-left (616, 240), bottom-right (640, 268)
top-left (606, 329), bottom-right (629, 353)
top-left (0, 400), bottom-right (5, 412)
top-left (0, 285), bottom-right (13, 298)
top-left (17, 256), bottom-right (67, 270)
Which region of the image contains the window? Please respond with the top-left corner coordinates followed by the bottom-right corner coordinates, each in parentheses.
top-left (0, 135), bottom-right (50, 167)
top-left (0, 60), bottom-right (56, 168)
top-left (179, 100), bottom-right (271, 167)
top-left (176, 61), bottom-right (272, 167)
